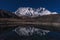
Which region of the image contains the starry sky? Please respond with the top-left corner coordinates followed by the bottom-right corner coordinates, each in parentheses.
top-left (0, 0), bottom-right (60, 13)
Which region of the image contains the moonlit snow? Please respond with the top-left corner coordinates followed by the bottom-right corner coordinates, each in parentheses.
top-left (15, 7), bottom-right (58, 17)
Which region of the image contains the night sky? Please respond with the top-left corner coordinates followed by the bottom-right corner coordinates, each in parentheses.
top-left (0, 0), bottom-right (60, 13)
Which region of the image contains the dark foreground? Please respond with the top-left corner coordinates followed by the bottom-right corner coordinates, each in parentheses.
top-left (0, 27), bottom-right (60, 40)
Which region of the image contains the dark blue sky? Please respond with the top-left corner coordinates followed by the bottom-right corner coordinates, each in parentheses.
top-left (0, 0), bottom-right (60, 12)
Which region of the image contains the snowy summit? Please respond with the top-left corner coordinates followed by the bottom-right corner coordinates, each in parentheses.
top-left (15, 7), bottom-right (58, 17)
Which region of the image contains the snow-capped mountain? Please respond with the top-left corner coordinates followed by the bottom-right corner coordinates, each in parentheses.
top-left (15, 7), bottom-right (58, 17)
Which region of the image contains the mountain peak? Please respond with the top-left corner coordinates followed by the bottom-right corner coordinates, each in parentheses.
top-left (15, 7), bottom-right (58, 17)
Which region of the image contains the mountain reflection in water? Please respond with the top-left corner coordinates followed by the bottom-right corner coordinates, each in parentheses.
top-left (0, 26), bottom-right (60, 40)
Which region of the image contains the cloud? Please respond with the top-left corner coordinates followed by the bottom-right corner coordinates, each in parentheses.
top-left (15, 7), bottom-right (58, 17)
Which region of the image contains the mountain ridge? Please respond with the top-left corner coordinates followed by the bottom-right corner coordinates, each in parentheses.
top-left (15, 7), bottom-right (58, 17)
top-left (0, 9), bottom-right (60, 22)
top-left (0, 9), bottom-right (19, 18)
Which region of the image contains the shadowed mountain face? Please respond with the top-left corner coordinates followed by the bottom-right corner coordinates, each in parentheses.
top-left (0, 10), bottom-right (19, 18)
top-left (35, 14), bottom-right (60, 22)
top-left (16, 14), bottom-right (60, 23)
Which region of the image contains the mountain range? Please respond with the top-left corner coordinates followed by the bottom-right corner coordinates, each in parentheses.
top-left (0, 7), bottom-right (60, 23)
top-left (15, 7), bottom-right (58, 17)
top-left (0, 7), bottom-right (60, 31)
top-left (0, 7), bottom-right (58, 18)
top-left (0, 7), bottom-right (60, 24)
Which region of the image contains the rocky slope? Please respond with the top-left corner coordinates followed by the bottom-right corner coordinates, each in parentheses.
top-left (0, 9), bottom-right (19, 18)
